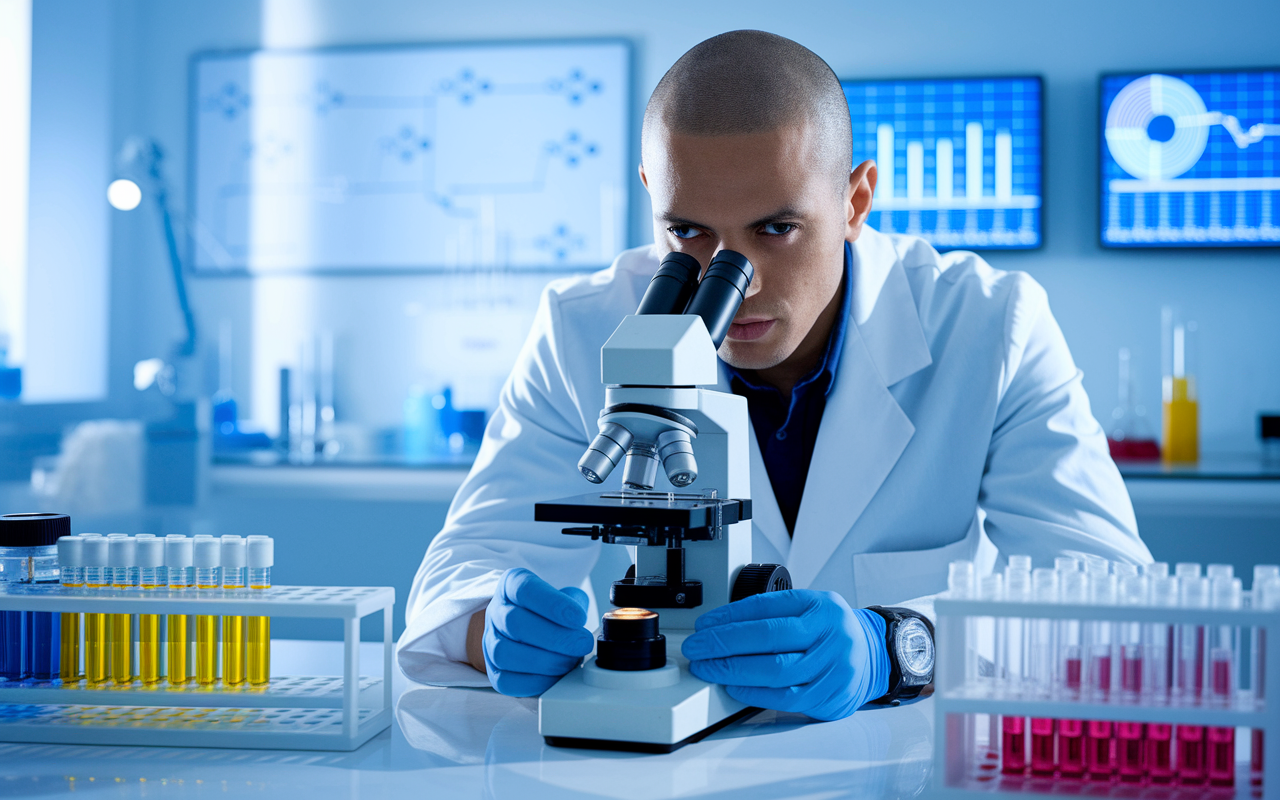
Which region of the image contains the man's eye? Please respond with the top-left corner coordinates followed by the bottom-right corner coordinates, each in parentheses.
top-left (668, 226), bottom-right (701, 240)
top-left (761, 223), bottom-right (795, 236)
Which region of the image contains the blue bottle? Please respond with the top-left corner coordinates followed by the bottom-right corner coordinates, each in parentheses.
top-left (0, 513), bottom-right (70, 681)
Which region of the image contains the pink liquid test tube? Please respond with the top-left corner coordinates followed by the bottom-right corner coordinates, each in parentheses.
top-left (1251, 567), bottom-right (1279, 788)
top-left (1116, 572), bottom-right (1149, 783)
top-left (1206, 575), bottom-right (1242, 788)
top-left (1028, 568), bottom-right (1059, 777)
top-left (1145, 572), bottom-right (1179, 784)
top-left (1057, 566), bottom-right (1088, 778)
top-left (1085, 569), bottom-right (1117, 781)
top-left (1175, 569), bottom-right (1210, 786)
top-left (1000, 561), bottom-right (1032, 776)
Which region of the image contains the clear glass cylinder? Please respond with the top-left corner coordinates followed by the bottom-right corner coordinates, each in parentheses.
top-left (195, 567), bottom-right (220, 589)
top-left (248, 567), bottom-right (271, 589)
top-left (1161, 306), bottom-right (1199, 463)
top-left (168, 565), bottom-right (192, 590)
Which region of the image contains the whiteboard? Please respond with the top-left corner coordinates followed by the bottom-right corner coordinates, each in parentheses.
top-left (189, 41), bottom-right (630, 273)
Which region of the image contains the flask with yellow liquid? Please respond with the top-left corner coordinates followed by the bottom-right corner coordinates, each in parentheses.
top-left (1161, 307), bottom-right (1198, 463)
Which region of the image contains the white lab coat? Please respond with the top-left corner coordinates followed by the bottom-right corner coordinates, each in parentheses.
top-left (397, 228), bottom-right (1150, 687)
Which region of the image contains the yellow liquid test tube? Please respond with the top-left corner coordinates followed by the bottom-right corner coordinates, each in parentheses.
top-left (246, 536), bottom-right (274, 686)
top-left (135, 536), bottom-right (165, 684)
top-left (221, 536), bottom-right (248, 686)
top-left (56, 535), bottom-right (84, 681)
top-left (107, 535), bottom-right (136, 685)
top-left (80, 536), bottom-right (109, 685)
top-left (193, 536), bottom-right (221, 686)
top-left (165, 535), bottom-right (194, 685)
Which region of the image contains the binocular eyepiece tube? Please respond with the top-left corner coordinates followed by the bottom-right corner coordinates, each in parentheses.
top-left (633, 250), bottom-right (755, 350)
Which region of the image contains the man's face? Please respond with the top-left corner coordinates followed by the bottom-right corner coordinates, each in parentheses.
top-left (640, 122), bottom-right (870, 372)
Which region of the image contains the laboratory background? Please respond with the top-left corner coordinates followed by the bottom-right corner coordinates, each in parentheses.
top-left (1, 0), bottom-right (1279, 795)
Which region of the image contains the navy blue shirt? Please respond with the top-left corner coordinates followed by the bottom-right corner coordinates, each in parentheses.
top-left (725, 242), bottom-right (853, 535)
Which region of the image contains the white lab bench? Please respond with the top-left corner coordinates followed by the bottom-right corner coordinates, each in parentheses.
top-left (0, 639), bottom-right (935, 798)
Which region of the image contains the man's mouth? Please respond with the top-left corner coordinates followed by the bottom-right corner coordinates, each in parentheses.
top-left (727, 318), bottom-right (776, 342)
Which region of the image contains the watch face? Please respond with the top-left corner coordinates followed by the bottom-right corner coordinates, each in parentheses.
top-left (896, 618), bottom-right (934, 678)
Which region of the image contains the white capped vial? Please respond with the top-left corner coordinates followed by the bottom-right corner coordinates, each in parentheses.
top-left (82, 536), bottom-right (109, 587)
top-left (1207, 564), bottom-right (1234, 581)
top-left (57, 535), bottom-right (85, 587)
top-left (948, 560), bottom-right (975, 598)
top-left (193, 537), bottom-right (221, 588)
top-left (108, 535), bottom-right (138, 588)
top-left (1008, 554), bottom-right (1033, 573)
top-left (165, 535), bottom-right (193, 589)
top-left (1143, 562), bottom-right (1170, 579)
top-left (136, 536), bottom-right (165, 589)
top-left (220, 536), bottom-right (247, 589)
top-left (247, 536), bottom-right (273, 589)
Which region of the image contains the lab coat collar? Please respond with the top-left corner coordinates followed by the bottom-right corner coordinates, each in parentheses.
top-left (785, 228), bottom-right (934, 589)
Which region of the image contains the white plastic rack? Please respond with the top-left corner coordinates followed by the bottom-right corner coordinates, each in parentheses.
top-left (0, 584), bottom-right (393, 751)
top-left (932, 595), bottom-right (1280, 799)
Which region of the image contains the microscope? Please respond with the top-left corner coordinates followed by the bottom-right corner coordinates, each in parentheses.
top-left (535, 251), bottom-right (791, 752)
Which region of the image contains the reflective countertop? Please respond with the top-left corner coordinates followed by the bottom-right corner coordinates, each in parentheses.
top-left (0, 641), bottom-right (935, 798)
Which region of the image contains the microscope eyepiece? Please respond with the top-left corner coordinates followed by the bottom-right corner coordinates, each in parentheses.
top-left (683, 250), bottom-right (754, 349)
top-left (635, 251), bottom-right (702, 316)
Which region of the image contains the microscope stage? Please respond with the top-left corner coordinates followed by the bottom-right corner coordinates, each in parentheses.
top-left (534, 492), bottom-right (751, 529)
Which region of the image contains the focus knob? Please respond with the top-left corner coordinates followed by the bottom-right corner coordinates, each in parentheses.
top-left (730, 563), bottom-right (792, 603)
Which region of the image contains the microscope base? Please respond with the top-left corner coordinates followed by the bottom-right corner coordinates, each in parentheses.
top-left (543, 706), bottom-right (759, 753)
top-left (539, 655), bottom-right (755, 751)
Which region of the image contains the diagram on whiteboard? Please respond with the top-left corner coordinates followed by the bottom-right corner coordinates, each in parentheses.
top-left (191, 42), bottom-right (630, 272)
top-left (1101, 70), bottom-right (1280, 247)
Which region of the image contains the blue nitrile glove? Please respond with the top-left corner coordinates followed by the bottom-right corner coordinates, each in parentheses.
top-left (681, 589), bottom-right (890, 721)
top-left (483, 567), bottom-right (594, 697)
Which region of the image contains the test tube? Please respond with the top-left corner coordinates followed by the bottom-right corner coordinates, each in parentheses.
top-left (947, 560), bottom-right (981, 781)
top-left (1252, 567), bottom-right (1280, 787)
top-left (1086, 568), bottom-right (1117, 781)
top-left (1116, 573), bottom-right (1149, 783)
top-left (246, 536), bottom-right (273, 686)
top-left (1255, 575), bottom-right (1280, 787)
top-left (193, 536), bottom-right (221, 686)
top-left (1057, 567), bottom-right (1088, 778)
top-left (1001, 561), bottom-right (1031, 776)
top-left (1145, 574), bottom-right (1179, 784)
top-left (221, 535), bottom-right (247, 686)
top-left (1176, 572), bottom-right (1210, 786)
top-left (1028, 568), bottom-right (1058, 777)
top-left (1207, 575), bottom-right (1241, 787)
top-left (979, 572), bottom-right (1004, 775)
top-left (81, 535), bottom-right (109, 685)
top-left (166, 535), bottom-right (194, 685)
top-left (136, 536), bottom-right (164, 685)
top-left (107, 535), bottom-right (137, 685)
top-left (57, 535), bottom-right (84, 681)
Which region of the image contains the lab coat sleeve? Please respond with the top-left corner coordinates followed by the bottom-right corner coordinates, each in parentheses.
top-left (396, 284), bottom-right (604, 687)
top-left (978, 273), bottom-right (1151, 569)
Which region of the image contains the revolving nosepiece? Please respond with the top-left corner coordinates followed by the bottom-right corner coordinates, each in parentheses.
top-left (657, 429), bottom-right (698, 487)
top-left (578, 422), bottom-right (633, 484)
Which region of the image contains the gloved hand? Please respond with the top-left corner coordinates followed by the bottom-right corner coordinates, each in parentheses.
top-left (483, 567), bottom-right (594, 697)
top-left (681, 589), bottom-right (890, 721)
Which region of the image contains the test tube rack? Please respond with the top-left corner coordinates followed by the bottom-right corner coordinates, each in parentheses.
top-left (0, 584), bottom-right (393, 751)
top-left (932, 594), bottom-right (1280, 799)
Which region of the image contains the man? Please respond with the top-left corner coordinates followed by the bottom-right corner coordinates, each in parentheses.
top-left (398, 31), bottom-right (1150, 718)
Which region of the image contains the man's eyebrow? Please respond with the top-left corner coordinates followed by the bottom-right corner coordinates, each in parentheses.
top-left (657, 213), bottom-right (708, 228)
top-left (745, 208), bottom-right (803, 229)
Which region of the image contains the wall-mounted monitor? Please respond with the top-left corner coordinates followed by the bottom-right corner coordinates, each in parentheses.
top-left (190, 40), bottom-right (630, 273)
top-left (842, 76), bottom-right (1043, 251)
top-left (1101, 69), bottom-right (1280, 248)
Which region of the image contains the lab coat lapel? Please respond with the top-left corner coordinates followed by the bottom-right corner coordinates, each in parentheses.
top-left (786, 230), bottom-right (933, 589)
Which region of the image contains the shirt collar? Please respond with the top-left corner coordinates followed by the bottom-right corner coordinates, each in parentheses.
top-left (724, 241), bottom-right (853, 399)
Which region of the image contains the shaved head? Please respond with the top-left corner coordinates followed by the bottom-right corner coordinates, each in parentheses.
top-left (642, 30), bottom-right (852, 192)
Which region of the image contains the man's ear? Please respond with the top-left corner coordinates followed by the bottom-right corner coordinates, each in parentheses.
top-left (639, 162), bottom-right (649, 190)
top-left (846, 159), bottom-right (877, 242)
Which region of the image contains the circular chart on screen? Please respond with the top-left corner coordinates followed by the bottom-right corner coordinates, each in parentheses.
top-left (1105, 74), bottom-right (1210, 180)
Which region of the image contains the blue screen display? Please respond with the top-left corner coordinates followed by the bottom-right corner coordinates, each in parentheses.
top-left (190, 41), bottom-right (630, 273)
top-left (843, 76), bottom-right (1042, 251)
top-left (1101, 70), bottom-right (1280, 248)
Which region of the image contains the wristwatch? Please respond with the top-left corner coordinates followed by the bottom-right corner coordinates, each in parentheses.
top-left (866, 606), bottom-right (935, 705)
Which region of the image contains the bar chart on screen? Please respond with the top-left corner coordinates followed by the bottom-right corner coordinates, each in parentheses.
top-left (843, 77), bottom-right (1042, 250)
top-left (1101, 70), bottom-right (1280, 248)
